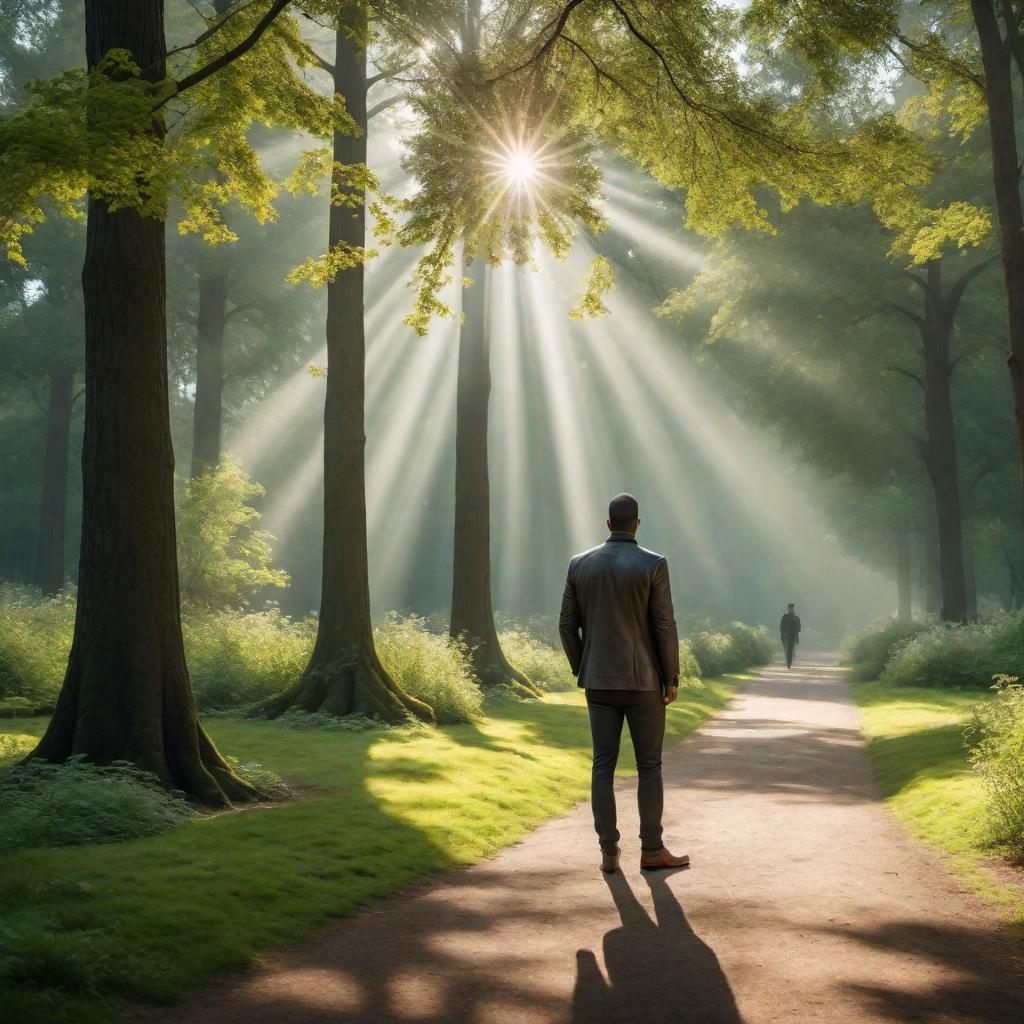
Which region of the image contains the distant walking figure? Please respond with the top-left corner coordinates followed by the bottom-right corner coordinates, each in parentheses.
top-left (559, 493), bottom-right (690, 874)
top-left (780, 603), bottom-right (801, 669)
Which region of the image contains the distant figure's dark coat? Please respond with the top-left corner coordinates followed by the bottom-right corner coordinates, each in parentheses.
top-left (558, 532), bottom-right (680, 691)
top-left (780, 612), bottom-right (801, 641)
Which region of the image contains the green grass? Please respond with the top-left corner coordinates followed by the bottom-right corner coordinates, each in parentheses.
top-left (0, 679), bottom-right (733, 1023)
top-left (853, 678), bottom-right (1024, 922)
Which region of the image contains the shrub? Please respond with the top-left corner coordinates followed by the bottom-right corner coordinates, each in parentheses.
top-left (843, 618), bottom-right (929, 681)
top-left (375, 614), bottom-right (483, 723)
top-left (967, 676), bottom-right (1024, 859)
top-left (0, 584), bottom-right (74, 711)
top-left (184, 608), bottom-right (315, 710)
top-left (678, 639), bottom-right (702, 685)
top-left (176, 457), bottom-right (289, 611)
top-left (882, 615), bottom-right (1024, 689)
top-left (499, 628), bottom-right (576, 691)
top-left (724, 622), bottom-right (774, 667)
top-left (0, 757), bottom-right (195, 850)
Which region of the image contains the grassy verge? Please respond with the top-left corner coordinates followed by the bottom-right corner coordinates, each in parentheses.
top-left (853, 678), bottom-right (1024, 923)
top-left (0, 679), bottom-right (733, 1024)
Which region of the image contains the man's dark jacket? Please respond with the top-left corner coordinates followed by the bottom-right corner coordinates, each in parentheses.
top-left (558, 532), bottom-right (680, 690)
top-left (780, 612), bottom-right (801, 641)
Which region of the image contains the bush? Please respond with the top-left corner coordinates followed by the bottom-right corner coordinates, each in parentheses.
top-left (375, 614), bottom-right (483, 723)
top-left (678, 639), bottom-right (702, 684)
top-left (724, 622), bottom-right (775, 668)
top-left (881, 615), bottom-right (1024, 689)
top-left (0, 585), bottom-right (74, 712)
top-left (176, 457), bottom-right (289, 611)
top-left (499, 628), bottom-right (576, 691)
top-left (184, 608), bottom-right (316, 710)
top-left (967, 676), bottom-right (1024, 859)
top-left (686, 621), bottom-right (771, 677)
top-left (842, 618), bottom-right (929, 681)
top-left (0, 757), bottom-right (195, 850)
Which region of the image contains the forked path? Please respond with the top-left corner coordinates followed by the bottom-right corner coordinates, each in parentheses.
top-left (138, 652), bottom-right (1024, 1024)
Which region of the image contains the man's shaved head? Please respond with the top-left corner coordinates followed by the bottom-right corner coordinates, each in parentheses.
top-left (608, 493), bottom-right (640, 532)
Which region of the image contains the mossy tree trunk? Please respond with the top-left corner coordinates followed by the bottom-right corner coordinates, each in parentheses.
top-left (27, 0), bottom-right (258, 807)
top-left (253, 16), bottom-right (433, 724)
top-left (449, 251), bottom-right (540, 697)
top-left (34, 366), bottom-right (74, 595)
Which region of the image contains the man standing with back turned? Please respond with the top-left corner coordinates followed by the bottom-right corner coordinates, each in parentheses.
top-left (559, 493), bottom-right (690, 874)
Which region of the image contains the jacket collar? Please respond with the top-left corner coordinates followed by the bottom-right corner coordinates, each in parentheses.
top-left (606, 531), bottom-right (638, 544)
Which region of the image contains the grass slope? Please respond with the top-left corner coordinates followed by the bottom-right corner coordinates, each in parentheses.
top-left (0, 680), bottom-right (732, 1023)
top-left (853, 679), bottom-right (1024, 923)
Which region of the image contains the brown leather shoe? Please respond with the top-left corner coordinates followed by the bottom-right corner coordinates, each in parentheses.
top-left (640, 847), bottom-right (690, 871)
top-left (600, 847), bottom-right (621, 873)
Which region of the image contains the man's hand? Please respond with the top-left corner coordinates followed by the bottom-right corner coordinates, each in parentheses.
top-left (663, 684), bottom-right (678, 706)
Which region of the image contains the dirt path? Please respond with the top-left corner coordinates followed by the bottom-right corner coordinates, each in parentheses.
top-left (136, 652), bottom-right (1024, 1024)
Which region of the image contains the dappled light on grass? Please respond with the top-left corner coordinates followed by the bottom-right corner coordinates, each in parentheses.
top-left (0, 681), bottom-right (733, 1021)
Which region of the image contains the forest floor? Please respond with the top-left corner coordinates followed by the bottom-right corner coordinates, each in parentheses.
top-left (0, 678), bottom-right (734, 1024)
top-left (129, 652), bottom-right (1024, 1024)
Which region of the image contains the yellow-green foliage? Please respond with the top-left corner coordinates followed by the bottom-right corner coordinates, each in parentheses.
top-left (499, 628), bottom-right (577, 691)
top-left (374, 615), bottom-right (484, 724)
top-left (176, 458), bottom-right (289, 611)
top-left (0, 7), bottom-right (345, 264)
top-left (399, 69), bottom-right (606, 335)
top-left (968, 677), bottom-right (1024, 860)
top-left (0, 586), bottom-right (74, 710)
top-left (183, 608), bottom-right (316, 711)
top-left (0, 679), bottom-right (733, 1023)
top-left (854, 678), bottom-right (1024, 920)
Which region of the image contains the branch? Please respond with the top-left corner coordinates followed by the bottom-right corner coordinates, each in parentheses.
top-left (562, 33), bottom-right (639, 99)
top-left (310, 48), bottom-right (335, 77)
top-left (367, 94), bottom-right (403, 120)
top-left (71, 386), bottom-right (85, 408)
top-left (883, 299), bottom-right (925, 330)
top-left (489, 0), bottom-right (591, 82)
top-left (158, 0), bottom-right (293, 108)
top-left (884, 365), bottom-right (925, 391)
top-left (163, 0), bottom-right (266, 64)
top-left (224, 301), bottom-right (259, 322)
top-left (367, 61), bottom-right (415, 89)
top-left (946, 253), bottom-right (998, 314)
top-left (1001, 0), bottom-right (1024, 81)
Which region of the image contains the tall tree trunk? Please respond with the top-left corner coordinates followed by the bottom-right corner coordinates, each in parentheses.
top-left (254, 16), bottom-right (432, 723)
top-left (963, 531), bottom-right (978, 621)
top-left (896, 529), bottom-right (912, 624)
top-left (27, 0), bottom-right (256, 806)
top-left (920, 261), bottom-right (967, 622)
top-left (34, 367), bottom-right (74, 595)
top-left (972, 0), bottom-right (1024, 526)
top-left (449, 251), bottom-right (539, 696)
top-left (924, 509), bottom-right (941, 616)
top-left (190, 248), bottom-right (227, 477)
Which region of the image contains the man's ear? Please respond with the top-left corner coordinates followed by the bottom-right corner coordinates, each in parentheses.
top-left (607, 519), bottom-right (612, 531)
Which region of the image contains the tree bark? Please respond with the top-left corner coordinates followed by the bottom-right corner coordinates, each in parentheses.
top-left (449, 250), bottom-right (540, 696)
top-left (254, 16), bottom-right (433, 723)
top-left (190, 248), bottom-right (227, 477)
top-left (920, 260), bottom-right (967, 622)
top-left (34, 367), bottom-right (74, 595)
top-left (971, 0), bottom-right (1024, 526)
top-left (27, 0), bottom-right (257, 807)
top-left (896, 529), bottom-right (912, 624)
top-left (924, 508), bottom-right (941, 616)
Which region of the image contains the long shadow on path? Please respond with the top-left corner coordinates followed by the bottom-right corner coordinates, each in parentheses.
top-left (572, 870), bottom-right (743, 1024)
